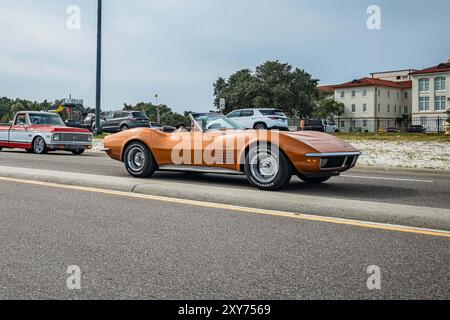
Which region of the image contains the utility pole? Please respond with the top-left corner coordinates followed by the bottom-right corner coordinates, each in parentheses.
top-left (155, 94), bottom-right (160, 124)
top-left (95, 0), bottom-right (103, 134)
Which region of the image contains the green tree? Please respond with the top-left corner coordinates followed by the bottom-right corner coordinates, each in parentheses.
top-left (213, 61), bottom-right (319, 117)
top-left (313, 90), bottom-right (345, 119)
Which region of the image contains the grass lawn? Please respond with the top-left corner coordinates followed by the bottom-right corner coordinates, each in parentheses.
top-left (333, 132), bottom-right (450, 142)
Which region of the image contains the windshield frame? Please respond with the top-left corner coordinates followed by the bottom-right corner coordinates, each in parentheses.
top-left (28, 113), bottom-right (66, 127)
top-left (189, 113), bottom-right (243, 131)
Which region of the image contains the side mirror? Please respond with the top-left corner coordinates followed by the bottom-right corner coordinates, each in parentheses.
top-left (8, 121), bottom-right (13, 126)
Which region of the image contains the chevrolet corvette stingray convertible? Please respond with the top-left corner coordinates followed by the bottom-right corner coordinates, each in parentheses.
top-left (103, 113), bottom-right (360, 191)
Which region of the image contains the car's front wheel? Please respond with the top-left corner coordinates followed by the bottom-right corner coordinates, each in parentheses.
top-left (121, 125), bottom-right (129, 132)
top-left (244, 145), bottom-right (291, 191)
top-left (298, 176), bottom-right (332, 184)
top-left (33, 136), bottom-right (48, 154)
top-left (124, 141), bottom-right (157, 178)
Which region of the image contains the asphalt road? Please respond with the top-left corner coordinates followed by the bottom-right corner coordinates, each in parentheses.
top-left (0, 149), bottom-right (449, 209)
top-left (0, 180), bottom-right (449, 300)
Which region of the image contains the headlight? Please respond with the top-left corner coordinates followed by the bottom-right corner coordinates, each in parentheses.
top-left (53, 134), bottom-right (61, 141)
top-left (87, 135), bottom-right (93, 142)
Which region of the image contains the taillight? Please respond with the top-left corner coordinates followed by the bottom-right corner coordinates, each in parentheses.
top-left (269, 116), bottom-right (281, 120)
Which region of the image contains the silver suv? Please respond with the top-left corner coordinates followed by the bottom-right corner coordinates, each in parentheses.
top-left (227, 108), bottom-right (289, 130)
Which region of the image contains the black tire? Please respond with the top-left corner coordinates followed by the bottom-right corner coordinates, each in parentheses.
top-left (121, 125), bottom-right (129, 132)
top-left (244, 144), bottom-right (291, 191)
top-left (124, 141), bottom-right (157, 178)
top-left (298, 176), bottom-right (332, 184)
top-left (33, 136), bottom-right (48, 154)
top-left (254, 123), bottom-right (267, 130)
top-left (72, 149), bottom-right (85, 156)
top-left (0, 148), bottom-right (2, 152)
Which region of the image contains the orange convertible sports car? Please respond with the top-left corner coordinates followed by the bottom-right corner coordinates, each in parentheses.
top-left (103, 113), bottom-right (360, 191)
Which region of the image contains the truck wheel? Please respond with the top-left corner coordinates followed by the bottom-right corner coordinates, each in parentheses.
top-left (244, 144), bottom-right (291, 191)
top-left (33, 136), bottom-right (48, 154)
top-left (124, 141), bottom-right (157, 178)
top-left (298, 176), bottom-right (331, 184)
top-left (72, 149), bottom-right (85, 156)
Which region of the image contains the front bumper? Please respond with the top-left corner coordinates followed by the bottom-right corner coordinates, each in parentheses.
top-left (306, 152), bottom-right (361, 172)
top-left (48, 144), bottom-right (92, 151)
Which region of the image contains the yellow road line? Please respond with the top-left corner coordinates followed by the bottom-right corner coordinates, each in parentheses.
top-left (1, 176), bottom-right (450, 239)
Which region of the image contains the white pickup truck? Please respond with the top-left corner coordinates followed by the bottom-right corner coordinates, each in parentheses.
top-left (0, 111), bottom-right (93, 155)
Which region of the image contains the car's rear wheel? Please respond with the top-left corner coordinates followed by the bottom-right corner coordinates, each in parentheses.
top-left (72, 149), bottom-right (85, 156)
top-left (33, 136), bottom-right (48, 154)
top-left (124, 141), bottom-right (157, 178)
top-left (298, 176), bottom-right (332, 184)
top-left (121, 125), bottom-right (129, 131)
top-left (254, 123), bottom-right (267, 130)
top-left (244, 144), bottom-right (291, 191)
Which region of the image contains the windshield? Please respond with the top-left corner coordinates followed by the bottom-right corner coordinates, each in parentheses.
top-left (29, 113), bottom-right (66, 126)
top-left (191, 113), bottom-right (243, 131)
top-left (132, 111), bottom-right (148, 118)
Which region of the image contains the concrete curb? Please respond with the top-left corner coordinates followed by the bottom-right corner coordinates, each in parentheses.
top-left (0, 165), bottom-right (449, 231)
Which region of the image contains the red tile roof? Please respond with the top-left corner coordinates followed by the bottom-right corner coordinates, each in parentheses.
top-left (410, 63), bottom-right (450, 75)
top-left (330, 77), bottom-right (412, 90)
top-left (318, 85), bottom-right (334, 92)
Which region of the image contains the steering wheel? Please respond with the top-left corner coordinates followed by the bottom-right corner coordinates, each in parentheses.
top-left (207, 123), bottom-right (223, 130)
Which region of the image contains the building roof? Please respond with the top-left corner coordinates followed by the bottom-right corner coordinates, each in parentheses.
top-left (317, 85), bottom-right (335, 92)
top-left (410, 62), bottom-right (450, 76)
top-left (330, 77), bottom-right (412, 90)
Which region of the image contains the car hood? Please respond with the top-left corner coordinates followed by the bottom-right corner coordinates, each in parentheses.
top-left (283, 131), bottom-right (359, 154)
top-left (31, 126), bottom-right (91, 133)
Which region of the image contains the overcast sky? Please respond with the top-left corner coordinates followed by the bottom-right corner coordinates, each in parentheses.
top-left (0, 0), bottom-right (449, 113)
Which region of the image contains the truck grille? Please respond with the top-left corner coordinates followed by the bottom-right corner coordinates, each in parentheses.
top-left (59, 133), bottom-right (91, 142)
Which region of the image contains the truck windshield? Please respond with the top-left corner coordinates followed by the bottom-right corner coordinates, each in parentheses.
top-left (29, 114), bottom-right (66, 126)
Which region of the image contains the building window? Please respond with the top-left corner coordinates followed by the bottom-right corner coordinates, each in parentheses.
top-left (363, 103), bottom-right (368, 112)
top-left (341, 91), bottom-right (345, 98)
top-left (387, 105), bottom-right (390, 113)
top-left (378, 89), bottom-right (381, 97)
top-left (363, 89), bottom-right (367, 97)
top-left (341, 121), bottom-right (345, 128)
top-left (377, 104), bottom-right (381, 112)
top-left (351, 90), bottom-right (356, 98)
top-left (363, 120), bottom-right (368, 127)
top-left (351, 120), bottom-right (356, 127)
top-left (395, 105), bottom-right (397, 113)
top-left (435, 96), bottom-right (446, 111)
top-left (435, 77), bottom-right (446, 91)
top-left (419, 79), bottom-right (430, 92)
top-left (351, 104), bottom-right (356, 113)
top-left (404, 91), bottom-right (408, 99)
top-left (419, 97), bottom-right (430, 111)
top-left (387, 91), bottom-right (390, 98)
top-left (404, 106), bottom-right (408, 114)
top-left (397, 92), bottom-right (399, 100)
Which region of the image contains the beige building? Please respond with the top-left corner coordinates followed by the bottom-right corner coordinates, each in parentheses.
top-left (323, 71), bottom-right (412, 133)
top-left (410, 60), bottom-right (450, 132)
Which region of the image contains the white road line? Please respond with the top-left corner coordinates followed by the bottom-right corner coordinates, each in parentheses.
top-left (341, 175), bottom-right (434, 183)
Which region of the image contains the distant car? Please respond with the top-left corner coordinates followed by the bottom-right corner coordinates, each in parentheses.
top-left (407, 125), bottom-right (427, 133)
top-left (384, 127), bottom-right (400, 133)
top-left (304, 119), bottom-right (340, 133)
top-left (81, 113), bottom-right (96, 131)
top-left (93, 111), bottom-right (150, 134)
top-left (226, 109), bottom-right (289, 130)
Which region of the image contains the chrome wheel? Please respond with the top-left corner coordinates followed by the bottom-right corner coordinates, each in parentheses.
top-left (127, 146), bottom-right (146, 172)
top-left (249, 150), bottom-right (279, 184)
top-left (33, 137), bottom-right (46, 154)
